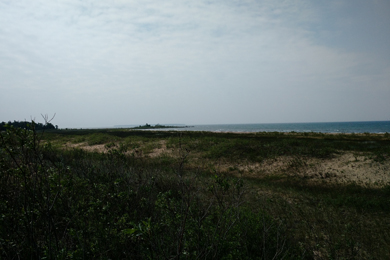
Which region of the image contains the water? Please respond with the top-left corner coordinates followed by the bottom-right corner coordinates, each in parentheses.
top-left (143, 121), bottom-right (390, 134)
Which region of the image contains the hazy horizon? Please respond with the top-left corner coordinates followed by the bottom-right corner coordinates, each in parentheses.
top-left (1, 0), bottom-right (389, 128)
top-left (3, 120), bottom-right (386, 130)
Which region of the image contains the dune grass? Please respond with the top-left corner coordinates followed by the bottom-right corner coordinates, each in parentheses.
top-left (1, 127), bottom-right (390, 259)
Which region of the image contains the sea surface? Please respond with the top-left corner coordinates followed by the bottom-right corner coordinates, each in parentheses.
top-left (143, 121), bottom-right (390, 134)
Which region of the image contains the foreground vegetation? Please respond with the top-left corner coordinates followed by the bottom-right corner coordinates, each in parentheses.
top-left (1, 124), bottom-right (390, 259)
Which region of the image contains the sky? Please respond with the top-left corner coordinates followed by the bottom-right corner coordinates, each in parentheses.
top-left (1, 0), bottom-right (390, 128)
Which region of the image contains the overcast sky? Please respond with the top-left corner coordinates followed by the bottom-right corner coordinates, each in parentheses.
top-left (1, 0), bottom-right (390, 128)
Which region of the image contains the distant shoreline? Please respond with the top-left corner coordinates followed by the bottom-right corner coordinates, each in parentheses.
top-left (125, 121), bottom-right (390, 134)
top-left (133, 129), bottom-right (390, 137)
top-left (56, 121), bottom-right (390, 134)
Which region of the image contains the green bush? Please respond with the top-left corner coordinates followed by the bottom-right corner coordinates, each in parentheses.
top-left (0, 123), bottom-right (295, 259)
top-left (86, 133), bottom-right (114, 145)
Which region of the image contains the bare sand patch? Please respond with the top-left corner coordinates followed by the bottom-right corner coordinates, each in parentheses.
top-left (63, 142), bottom-right (107, 153)
top-left (63, 140), bottom-right (173, 157)
top-left (63, 142), bottom-right (87, 149)
top-left (61, 141), bottom-right (389, 187)
top-left (301, 153), bottom-right (390, 186)
top-left (218, 153), bottom-right (390, 187)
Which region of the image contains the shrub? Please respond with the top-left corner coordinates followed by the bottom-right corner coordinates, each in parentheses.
top-left (0, 122), bottom-right (294, 259)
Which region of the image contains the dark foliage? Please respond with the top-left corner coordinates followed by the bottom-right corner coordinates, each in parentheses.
top-left (0, 120), bottom-right (56, 131)
top-left (0, 123), bottom-right (295, 259)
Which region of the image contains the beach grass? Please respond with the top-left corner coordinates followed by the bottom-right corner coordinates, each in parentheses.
top-left (1, 127), bottom-right (390, 259)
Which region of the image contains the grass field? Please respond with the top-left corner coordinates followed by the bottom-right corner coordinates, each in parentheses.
top-left (1, 127), bottom-right (390, 259)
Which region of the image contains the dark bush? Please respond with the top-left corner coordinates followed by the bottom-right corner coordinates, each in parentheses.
top-left (0, 123), bottom-right (294, 259)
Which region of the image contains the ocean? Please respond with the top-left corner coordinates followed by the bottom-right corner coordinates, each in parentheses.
top-left (144, 121), bottom-right (390, 134)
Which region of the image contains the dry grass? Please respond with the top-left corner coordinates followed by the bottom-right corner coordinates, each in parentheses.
top-left (44, 130), bottom-right (390, 259)
top-left (62, 137), bottom-right (390, 188)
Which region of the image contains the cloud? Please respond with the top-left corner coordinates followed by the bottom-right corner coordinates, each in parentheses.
top-left (1, 0), bottom-right (389, 126)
